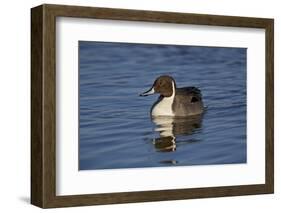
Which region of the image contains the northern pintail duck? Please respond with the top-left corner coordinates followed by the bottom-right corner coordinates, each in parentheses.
top-left (140, 75), bottom-right (204, 117)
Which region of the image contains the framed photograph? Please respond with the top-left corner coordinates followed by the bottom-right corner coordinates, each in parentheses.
top-left (31, 4), bottom-right (274, 208)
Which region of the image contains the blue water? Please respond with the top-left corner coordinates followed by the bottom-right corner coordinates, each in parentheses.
top-left (79, 41), bottom-right (247, 170)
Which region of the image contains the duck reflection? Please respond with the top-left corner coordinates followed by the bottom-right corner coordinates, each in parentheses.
top-left (152, 115), bottom-right (202, 152)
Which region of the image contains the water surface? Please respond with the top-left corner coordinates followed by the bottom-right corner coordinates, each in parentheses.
top-left (79, 41), bottom-right (247, 170)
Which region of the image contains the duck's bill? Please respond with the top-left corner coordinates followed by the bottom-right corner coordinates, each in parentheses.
top-left (140, 87), bottom-right (155, 96)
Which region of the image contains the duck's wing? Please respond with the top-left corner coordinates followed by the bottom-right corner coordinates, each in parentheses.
top-left (175, 87), bottom-right (202, 103)
top-left (172, 87), bottom-right (203, 116)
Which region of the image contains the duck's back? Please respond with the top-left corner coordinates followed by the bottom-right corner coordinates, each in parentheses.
top-left (172, 87), bottom-right (204, 116)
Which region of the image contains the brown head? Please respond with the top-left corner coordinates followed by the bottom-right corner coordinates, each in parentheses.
top-left (140, 75), bottom-right (176, 97)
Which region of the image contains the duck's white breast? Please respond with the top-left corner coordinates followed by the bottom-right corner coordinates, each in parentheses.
top-left (151, 81), bottom-right (176, 117)
top-left (151, 96), bottom-right (175, 117)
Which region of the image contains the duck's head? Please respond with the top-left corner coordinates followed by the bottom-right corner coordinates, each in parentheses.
top-left (140, 75), bottom-right (176, 98)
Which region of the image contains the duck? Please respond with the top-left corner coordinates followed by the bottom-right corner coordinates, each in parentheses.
top-left (140, 75), bottom-right (204, 117)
